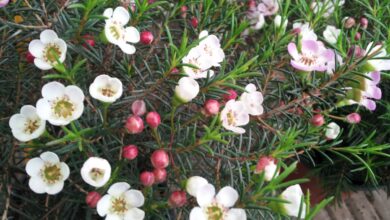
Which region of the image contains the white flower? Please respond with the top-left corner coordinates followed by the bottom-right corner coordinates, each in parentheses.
top-left (247, 11), bottom-right (265, 30)
top-left (311, 0), bottom-right (344, 18)
top-left (197, 30), bottom-right (225, 67)
top-left (323, 25), bottom-right (340, 44)
top-left (186, 176), bottom-right (209, 197)
top-left (365, 42), bottom-right (390, 71)
top-left (36, 81), bottom-right (85, 126)
top-left (189, 183), bottom-right (247, 220)
top-left (174, 77), bottom-right (200, 103)
top-left (280, 184), bottom-right (306, 218)
top-left (325, 122), bottom-right (340, 139)
top-left (89, 75), bottom-right (123, 103)
top-left (9, 105), bottom-right (46, 142)
top-left (257, 0), bottom-right (279, 16)
top-left (182, 47), bottom-right (214, 79)
top-left (97, 182), bottom-right (145, 220)
top-left (25, 151), bottom-right (70, 195)
top-left (240, 83), bottom-right (264, 116)
top-left (220, 100), bottom-right (250, 134)
top-left (293, 22), bottom-right (317, 41)
top-left (254, 156), bottom-right (279, 181)
top-left (28, 29), bottom-right (67, 70)
top-left (274, 15), bottom-right (288, 30)
top-left (103, 7), bottom-right (140, 54)
top-left (81, 157), bottom-right (111, 187)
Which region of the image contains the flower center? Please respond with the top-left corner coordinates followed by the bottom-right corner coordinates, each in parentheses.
top-left (89, 168), bottom-right (105, 181)
top-left (52, 97), bottom-right (75, 119)
top-left (100, 86), bottom-right (116, 97)
top-left (111, 197), bottom-right (128, 214)
top-left (206, 205), bottom-right (224, 220)
top-left (24, 119), bottom-right (40, 134)
top-left (108, 23), bottom-right (123, 40)
top-left (42, 164), bottom-right (62, 184)
top-left (227, 110), bottom-right (236, 126)
top-left (299, 55), bottom-right (317, 66)
top-left (43, 44), bottom-right (62, 63)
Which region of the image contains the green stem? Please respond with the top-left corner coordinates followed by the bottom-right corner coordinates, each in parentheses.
top-left (102, 102), bottom-right (110, 127)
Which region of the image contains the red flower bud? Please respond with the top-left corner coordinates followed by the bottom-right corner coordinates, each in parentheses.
top-left (346, 113), bottom-right (361, 124)
top-left (82, 34), bottom-right (95, 48)
top-left (146, 112), bottom-right (161, 128)
top-left (255, 156), bottom-right (276, 173)
top-left (26, 51), bottom-right (35, 63)
top-left (248, 0), bottom-right (256, 9)
top-left (86, 191), bottom-right (101, 208)
top-left (180, 6), bottom-right (188, 18)
top-left (347, 46), bottom-right (365, 59)
top-left (122, 145), bottom-right (139, 160)
top-left (125, 115), bottom-right (144, 134)
top-left (311, 114), bottom-right (325, 127)
top-left (354, 32), bottom-right (361, 41)
top-left (131, 100), bottom-right (146, 116)
top-left (360, 17), bottom-right (368, 29)
top-left (153, 168), bottom-right (167, 183)
top-left (344, 17), bottom-right (356, 29)
top-left (140, 171), bottom-right (155, 186)
top-left (171, 67), bottom-right (180, 74)
top-left (140, 31), bottom-right (154, 45)
top-left (223, 89), bottom-right (238, 101)
top-left (191, 17), bottom-right (198, 28)
top-left (151, 149), bottom-right (170, 169)
top-left (204, 99), bottom-right (220, 115)
top-left (168, 191), bottom-right (187, 208)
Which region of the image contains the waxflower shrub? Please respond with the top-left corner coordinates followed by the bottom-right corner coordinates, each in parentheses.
top-left (2, 0), bottom-right (390, 219)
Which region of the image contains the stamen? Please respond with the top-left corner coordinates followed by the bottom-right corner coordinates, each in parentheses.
top-left (43, 44), bottom-right (61, 63)
top-left (41, 164), bottom-right (62, 184)
top-left (24, 119), bottom-right (40, 134)
top-left (111, 197), bottom-right (128, 214)
top-left (227, 110), bottom-right (235, 126)
top-left (101, 87), bottom-right (116, 97)
top-left (51, 97), bottom-right (75, 119)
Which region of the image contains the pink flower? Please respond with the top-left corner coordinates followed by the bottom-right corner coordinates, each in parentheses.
top-left (288, 40), bottom-right (334, 72)
top-left (257, 0), bottom-right (279, 16)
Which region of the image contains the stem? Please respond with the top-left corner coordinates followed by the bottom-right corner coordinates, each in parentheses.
top-left (151, 128), bottom-right (163, 147)
top-left (102, 102), bottom-right (110, 127)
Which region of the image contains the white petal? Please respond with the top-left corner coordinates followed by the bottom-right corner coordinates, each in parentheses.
top-left (125, 27), bottom-right (140, 43)
top-left (28, 39), bottom-right (44, 58)
top-left (12, 131), bottom-right (32, 142)
top-left (113, 6), bottom-right (130, 26)
top-left (281, 184), bottom-right (306, 217)
top-left (124, 208), bottom-right (145, 220)
top-left (103, 8), bottom-right (113, 19)
top-left (244, 83), bottom-right (257, 93)
top-left (65, 85), bottom-right (85, 103)
top-left (108, 182), bottom-right (130, 197)
top-left (42, 81), bottom-right (65, 100)
top-left (106, 215), bottom-right (122, 220)
top-left (9, 114), bottom-right (26, 131)
top-left (189, 207), bottom-right (207, 220)
top-left (196, 183), bottom-right (215, 207)
top-left (40, 151), bottom-right (60, 163)
top-left (54, 39), bottom-right (67, 62)
top-left (20, 105), bottom-right (38, 118)
top-left (97, 194), bottom-right (111, 216)
top-left (26, 157), bottom-right (44, 176)
top-left (71, 101), bottom-right (84, 122)
top-left (34, 58), bottom-right (53, 70)
top-left (45, 181), bottom-right (64, 195)
top-left (104, 22), bottom-right (122, 45)
top-left (36, 99), bottom-right (52, 121)
top-left (118, 43), bottom-right (136, 54)
top-left (60, 162), bottom-right (70, 180)
top-left (125, 190), bottom-right (145, 208)
top-left (186, 176), bottom-right (209, 197)
top-left (29, 176), bottom-right (46, 194)
top-left (199, 30), bottom-right (209, 39)
top-left (40, 30), bottom-right (58, 44)
top-left (216, 186), bottom-right (239, 208)
top-left (225, 208), bottom-right (247, 220)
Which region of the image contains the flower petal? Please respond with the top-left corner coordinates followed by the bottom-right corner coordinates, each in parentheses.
top-left (40, 30), bottom-right (58, 44)
top-left (34, 58), bottom-right (53, 70)
top-left (118, 43), bottom-right (136, 54)
top-left (216, 186), bottom-right (239, 208)
top-left (29, 176), bottom-right (46, 194)
top-left (26, 157), bottom-right (44, 177)
top-left (40, 151), bottom-right (60, 163)
top-left (106, 215), bottom-right (122, 220)
top-left (125, 208), bottom-right (145, 220)
top-left (225, 208), bottom-right (247, 220)
top-left (20, 105), bottom-right (38, 118)
top-left (287, 43), bottom-right (299, 60)
top-left (113, 6), bottom-right (130, 26)
top-left (103, 8), bottom-right (113, 19)
top-left (97, 194), bottom-right (111, 216)
top-left (28, 40), bottom-right (44, 58)
top-left (125, 27), bottom-right (140, 43)
top-left (189, 207), bottom-right (207, 220)
top-left (9, 114), bottom-right (26, 131)
top-left (35, 99), bottom-right (51, 121)
top-left (108, 182), bottom-right (130, 197)
top-left (125, 190), bottom-right (145, 208)
top-left (60, 162), bottom-right (70, 180)
top-left (186, 176), bottom-right (209, 197)
top-left (42, 81), bottom-right (65, 100)
top-left (45, 181), bottom-right (64, 195)
top-left (196, 183), bottom-right (215, 207)
top-left (65, 85), bottom-right (85, 103)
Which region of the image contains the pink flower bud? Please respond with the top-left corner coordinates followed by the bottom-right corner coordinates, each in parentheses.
top-left (140, 171), bottom-right (155, 186)
top-left (140, 31), bottom-right (154, 45)
top-left (255, 156), bottom-right (278, 181)
top-left (171, 67), bottom-right (180, 74)
top-left (191, 17), bottom-right (198, 28)
top-left (122, 145), bottom-right (138, 160)
top-left (344, 17), bottom-right (356, 29)
top-left (248, 0), bottom-right (256, 9)
top-left (347, 46), bottom-right (365, 59)
top-left (151, 149), bottom-right (170, 169)
top-left (168, 191), bottom-right (187, 208)
top-left (360, 17), bottom-right (368, 29)
top-left (153, 168), bottom-right (167, 183)
top-left (180, 6), bottom-right (188, 18)
top-left (147, 0), bottom-right (155, 3)
top-left (311, 114), bottom-right (325, 127)
top-left (131, 100), bottom-right (146, 116)
top-left (346, 113), bottom-right (361, 124)
top-left (146, 112), bottom-right (161, 128)
top-left (86, 191), bottom-right (101, 208)
top-left (125, 115), bottom-right (144, 134)
top-left (354, 32), bottom-right (361, 41)
top-left (223, 89), bottom-right (238, 101)
top-left (26, 51), bottom-right (35, 63)
top-left (82, 34), bottom-right (95, 48)
top-left (204, 99), bottom-right (220, 115)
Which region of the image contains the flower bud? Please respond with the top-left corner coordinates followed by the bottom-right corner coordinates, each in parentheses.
top-left (122, 145), bottom-right (138, 160)
top-left (255, 156), bottom-right (279, 181)
top-left (346, 113), bottom-right (361, 124)
top-left (204, 99), bottom-right (220, 115)
top-left (151, 149), bottom-right (170, 169)
top-left (360, 17), bottom-right (368, 29)
top-left (174, 77), bottom-right (200, 103)
top-left (125, 115), bottom-right (144, 134)
top-left (180, 6), bottom-right (188, 18)
top-left (168, 191), bottom-right (187, 208)
top-left (140, 31), bottom-right (154, 45)
top-left (310, 114), bottom-right (325, 127)
top-left (191, 17), bottom-right (199, 28)
top-left (248, 0), bottom-right (256, 9)
top-left (26, 51), bottom-right (35, 63)
top-left (171, 67), bottom-right (180, 74)
top-left (274, 15), bottom-right (288, 30)
top-left (86, 191), bottom-right (101, 208)
top-left (354, 32), bottom-right (361, 41)
top-left (223, 89), bottom-right (238, 101)
top-left (325, 122), bottom-right (341, 140)
top-left (343, 17), bottom-right (356, 29)
top-left (131, 100), bottom-right (146, 116)
top-left (82, 34), bottom-right (95, 48)
top-left (146, 112), bottom-right (161, 128)
top-left (347, 46), bottom-right (365, 59)
top-left (153, 168), bottom-right (167, 183)
top-left (140, 171), bottom-right (155, 186)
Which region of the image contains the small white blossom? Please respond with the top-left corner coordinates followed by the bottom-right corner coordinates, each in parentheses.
top-left (292, 22), bottom-right (317, 41)
top-left (25, 151), bottom-right (70, 195)
top-left (280, 184), bottom-right (306, 218)
top-left (97, 182), bottom-right (145, 220)
top-left (36, 81), bottom-right (85, 126)
top-left (220, 100), bottom-right (250, 134)
top-left (182, 47), bottom-right (214, 79)
top-left (103, 7), bottom-right (140, 54)
top-left (325, 122), bottom-right (340, 139)
top-left (323, 25), bottom-right (340, 44)
top-left (186, 176), bottom-right (209, 197)
top-left (197, 30), bottom-right (225, 67)
top-left (81, 157), bottom-right (111, 188)
top-left (28, 30), bottom-right (67, 70)
top-left (247, 11), bottom-right (265, 30)
top-left (174, 77), bottom-right (200, 103)
top-left (89, 75), bottom-right (123, 103)
top-left (9, 105), bottom-right (46, 142)
top-left (240, 83), bottom-right (264, 116)
top-left (365, 42), bottom-right (390, 71)
top-left (274, 15), bottom-right (288, 30)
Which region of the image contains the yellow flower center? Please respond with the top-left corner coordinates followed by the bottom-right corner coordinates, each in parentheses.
top-left (206, 205), bottom-right (224, 220)
top-left (108, 23), bottom-right (122, 40)
top-left (227, 110), bottom-right (235, 126)
top-left (100, 87), bottom-right (116, 97)
top-left (44, 44), bottom-right (62, 63)
top-left (24, 119), bottom-right (40, 134)
top-left (42, 164), bottom-right (62, 184)
top-left (89, 168), bottom-right (105, 181)
top-left (111, 197), bottom-right (128, 214)
top-left (52, 97), bottom-right (75, 119)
